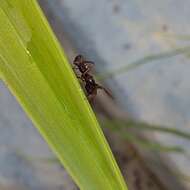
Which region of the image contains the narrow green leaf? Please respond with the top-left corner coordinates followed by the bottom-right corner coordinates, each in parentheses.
top-left (126, 121), bottom-right (190, 141)
top-left (98, 46), bottom-right (190, 80)
top-left (0, 1), bottom-right (128, 190)
top-left (114, 120), bottom-right (190, 141)
top-left (120, 132), bottom-right (184, 153)
top-left (104, 119), bottom-right (190, 142)
top-left (104, 120), bottom-right (185, 153)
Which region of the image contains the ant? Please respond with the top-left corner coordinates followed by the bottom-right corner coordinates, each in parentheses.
top-left (73, 55), bottom-right (113, 101)
top-left (73, 54), bottom-right (94, 76)
top-left (82, 73), bottom-right (113, 101)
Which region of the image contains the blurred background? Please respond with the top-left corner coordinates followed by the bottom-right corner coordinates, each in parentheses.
top-left (0, 0), bottom-right (190, 189)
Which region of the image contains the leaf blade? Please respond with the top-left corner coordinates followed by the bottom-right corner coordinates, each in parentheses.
top-left (0, 1), bottom-right (128, 190)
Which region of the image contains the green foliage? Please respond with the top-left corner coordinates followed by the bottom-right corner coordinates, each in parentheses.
top-left (98, 46), bottom-right (190, 80)
top-left (0, 1), bottom-right (128, 189)
top-left (103, 120), bottom-right (187, 153)
top-left (121, 120), bottom-right (190, 141)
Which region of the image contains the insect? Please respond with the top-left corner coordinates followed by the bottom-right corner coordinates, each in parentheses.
top-left (73, 54), bottom-right (94, 76)
top-left (82, 73), bottom-right (113, 101)
top-left (73, 55), bottom-right (113, 101)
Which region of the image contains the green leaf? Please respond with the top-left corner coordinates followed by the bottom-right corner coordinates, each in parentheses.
top-left (119, 132), bottom-right (184, 153)
top-left (98, 46), bottom-right (190, 80)
top-left (0, 1), bottom-right (128, 190)
top-left (104, 120), bottom-right (185, 153)
top-left (116, 120), bottom-right (190, 141)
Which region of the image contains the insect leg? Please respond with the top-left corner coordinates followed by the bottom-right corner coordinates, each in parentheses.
top-left (97, 85), bottom-right (113, 99)
top-left (82, 68), bottom-right (90, 76)
top-left (77, 76), bottom-right (85, 81)
top-left (83, 61), bottom-right (95, 65)
top-left (88, 92), bottom-right (97, 102)
top-left (72, 66), bottom-right (79, 70)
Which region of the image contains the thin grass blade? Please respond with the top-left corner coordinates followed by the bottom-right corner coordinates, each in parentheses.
top-left (98, 46), bottom-right (190, 80)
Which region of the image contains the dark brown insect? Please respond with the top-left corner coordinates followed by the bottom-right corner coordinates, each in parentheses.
top-left (82, 73), bottom-right (113, 101)
top-left (73, 54), bottom-right (94, 76)
top-left (73, 55), bottom-right (113, 101)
